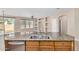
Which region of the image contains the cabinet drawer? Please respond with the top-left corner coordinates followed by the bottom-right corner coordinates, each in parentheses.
top-left (26, 41), bottom-right (39, 46)
top-left (40, 41), bottom-right (54, 46)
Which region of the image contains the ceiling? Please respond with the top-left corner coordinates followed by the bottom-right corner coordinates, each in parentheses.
top-left (0, 8), bottom-right (72, 18)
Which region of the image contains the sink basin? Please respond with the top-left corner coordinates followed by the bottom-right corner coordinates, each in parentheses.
top-left (28, 34), bottom-right (51, 39)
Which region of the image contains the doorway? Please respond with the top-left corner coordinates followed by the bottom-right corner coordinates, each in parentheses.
top-left (59, 15), bottom-right (67, 35)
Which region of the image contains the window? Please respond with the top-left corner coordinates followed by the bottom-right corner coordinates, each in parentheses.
top-left (0, 17), bottom-right (4, 36)
top-left (4, 18), bottom-right (15, 35)
top-left (20, 20), bottom-right (26, 29)
top-left (20, 19), bottom-right (34, 34)
top-left (29, 21), bottom-right (33, 28)
top-left (0, 18), bottom-right (4, 31)
top-left (26, 20), bottom-right (29, 28)
top-left (20, 20), bottom-right (30, 29)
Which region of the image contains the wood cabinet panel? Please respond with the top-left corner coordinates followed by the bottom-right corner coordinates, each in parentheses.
top-left (40, 48), bottom-right (54, 51)
top-left (54, 41), bottom-right (73, 51)
top-left (40, 41), bottom-right (54, 51)
top-left (40, 41), bottom-right (54, 46)
top-left (26, 41), bottom-right (39, 46)
top-left (55, 48), bottom-right (72, 51)
top-left (26, 46), bottom-right (39, 51)
top-left (26, 48), bottom-right (39, 51)
top-left (40, 46), bottom-right (54, 48)
top-left (5, 40), bottom-right (9, 48)
top-left (25, 40), bottom-right (74, 51)
top-left (5, 39), bottom-right (74, 51)
top-left (26, 41), bottom-right (39, 51)
top-left (40, 46), bottom-right (54, 51)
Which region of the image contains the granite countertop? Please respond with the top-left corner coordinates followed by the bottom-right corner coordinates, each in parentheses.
top-left (5, 34), bottom-right (74, 41)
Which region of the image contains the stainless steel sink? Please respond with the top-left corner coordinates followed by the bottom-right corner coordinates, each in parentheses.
top-left (28, 34), bottom-right (52, 39)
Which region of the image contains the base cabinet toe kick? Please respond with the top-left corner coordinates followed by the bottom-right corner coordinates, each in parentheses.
top-left (25, 40), bottom-right (74, 51)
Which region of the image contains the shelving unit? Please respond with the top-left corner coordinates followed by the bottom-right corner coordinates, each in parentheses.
top-left (33, 17), bottom-right (49, 34)
top-left (45, 17), bottom-right (48, 34)
top-left (33, 18), bottom-right (38, 34)
top-left (38, 19), bottom-right (41, 34)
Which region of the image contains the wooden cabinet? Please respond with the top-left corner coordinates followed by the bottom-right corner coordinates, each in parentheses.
top-left (25, 40), bottom-right (74, 51)
top-left (5, 40), bottom-right (74, 51)
top-left (40, 41), bottom-right (54, 51)
top-left (26, 40), bottom-right (39, 51)
top-left (26, 40), bottom-right (54, 51)
top-left (5, 40), bottom-right (9, 49)
top-left (54, 41), bottom-right (73, 51)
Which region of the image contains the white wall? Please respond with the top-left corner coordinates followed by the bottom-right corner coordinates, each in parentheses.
top-left (75, 37), bottom-right (79, 51)
top-left (0, 8), bottom-right (58, 18)
top-left (14, 18), bottom-right (21, 32)
top-left (59, 15), bottom-right (67, 35)
top-left (55, 9), bottom-right (75, 36)
top-left (0, 31), bottom-right (5, 51)
top-left (75, 9), bottom-right (79, 37)
top-left (47, 17), bottom-right (59, 32)
top-left (74, 9), bottom-right (79, 51)
top-left (66, 9), bottom-right (75, 36)
top-left (51, 18), bottom-right (59, 32)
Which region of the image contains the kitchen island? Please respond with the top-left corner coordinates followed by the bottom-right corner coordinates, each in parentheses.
top-left (5, 35), bottom-right (75, 51)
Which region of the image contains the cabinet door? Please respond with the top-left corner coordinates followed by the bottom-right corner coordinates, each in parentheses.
top-left (40, 41), bottom-right (54, 51)
top-left (54, 41), bottom-right (73, 51)
top-left (5, 40), bottom-right (9, 49)
top-left (26, 41), bottom-right (39, 51)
